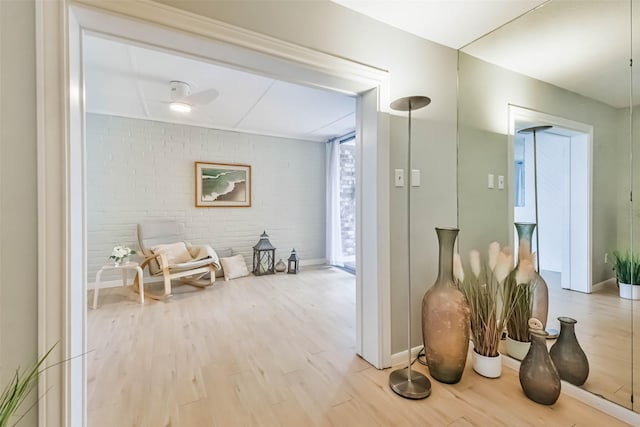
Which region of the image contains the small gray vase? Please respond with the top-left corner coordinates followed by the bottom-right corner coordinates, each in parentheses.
top-left (519, 328), bottom-right (561, 405)
top-left (549, 317), bottom-right (589, 386)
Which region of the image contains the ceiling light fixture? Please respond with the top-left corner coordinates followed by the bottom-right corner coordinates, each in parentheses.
top-left (169, 101), bottom-right (192, 113)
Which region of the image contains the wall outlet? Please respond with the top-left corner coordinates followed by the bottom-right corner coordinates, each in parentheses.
top-left (604, 252), bottom-right (608, 264)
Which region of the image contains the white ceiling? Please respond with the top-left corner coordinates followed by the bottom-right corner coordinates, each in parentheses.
top-left (334, 0), bottom-right (638, 109)
top-left (83, 35), bottom-right (356, 142)
top-left (462, 0), bottom-right (638, 108)
top-left (85, 1), bottom-right (636, 139)
top-left (332, 0), bottom-right (546, 49)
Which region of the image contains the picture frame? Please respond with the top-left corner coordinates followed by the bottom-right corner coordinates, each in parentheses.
top-left (195, 162), bottom-right (252, 207)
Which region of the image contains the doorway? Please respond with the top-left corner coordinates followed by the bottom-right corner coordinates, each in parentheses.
top-left (509, 106), bottom-right (592, 293)
top-left (38, 3), bottom-right (391, 425)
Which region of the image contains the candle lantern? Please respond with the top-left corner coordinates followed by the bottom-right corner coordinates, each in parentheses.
top-left (252, 231), bottom-right (276, 275)
top-left (287, 248), bottom-right (300, 274)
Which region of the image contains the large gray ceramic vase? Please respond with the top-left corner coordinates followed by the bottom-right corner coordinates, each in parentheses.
top-left (422, 227), bottom-right (470, 384)
top-left (549, 317), bottom-right (589, 386)
top-left (519, 329), bottom-right (561, 405)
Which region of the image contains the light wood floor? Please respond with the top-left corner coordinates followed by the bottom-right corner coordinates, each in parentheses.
top-left (88, 267), bottom-right (629, 426)
top-left (542, 271), bottom-right (633, 409)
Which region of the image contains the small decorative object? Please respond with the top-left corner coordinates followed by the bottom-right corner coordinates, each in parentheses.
top-left (388, 95), bottom-right (433, 399)
top-left (611, 250), bottom-right (640, 300)
top-left (514, 222), bottom-right (549, 329)
top-left (549, 317), bottom-right (589, 386)
top-left (287, 249), bottom-right (299, 274)
top-left (109, 245), bottom-right (136, 266)
top-left (457, 242), bottom-right (518, 379)
top-left (519, 321), bottom-right (561, 406)
top-left (422, 227), bottom-right (470, 384)
top-left (275, 259), bottom-right (287, 273)
top-left (252, 231), bottom-right (275, 275)
top-left (194, 161), bottom-right (251, 207)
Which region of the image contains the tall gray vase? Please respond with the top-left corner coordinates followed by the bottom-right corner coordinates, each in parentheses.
top-left (421, 227), bottom-right (470, 384)
top-left (514, 222), bottom-right (549, 329)
top-left (549, 317), bottom-right (589, 386)
top-left (519, 328), bottom-right (561, 405)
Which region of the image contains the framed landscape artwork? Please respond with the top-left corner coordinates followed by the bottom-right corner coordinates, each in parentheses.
top-left (195, 162), bottom-right (252, 207)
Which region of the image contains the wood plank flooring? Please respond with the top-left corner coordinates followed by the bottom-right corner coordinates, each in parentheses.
top-left (543, 271), bottom-right (633, 409)
top-left (88, 267), bottom-right (630, 426)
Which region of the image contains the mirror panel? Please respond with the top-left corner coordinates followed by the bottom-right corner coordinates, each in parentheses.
top-left (458, 0), bottom-right (634, 410)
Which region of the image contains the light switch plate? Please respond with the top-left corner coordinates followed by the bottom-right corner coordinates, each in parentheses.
top-left (411, 169), bottom-right (421, 187)
top-left (488, 174), bottom-right (495, 189)
top-left (498, 175), bottom-right (505, 190)
top-left (394, 169), bottom-right (405, 187)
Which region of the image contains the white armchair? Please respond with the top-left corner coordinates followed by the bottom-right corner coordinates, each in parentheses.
top-left (135, 221), bottom-right (220, 299)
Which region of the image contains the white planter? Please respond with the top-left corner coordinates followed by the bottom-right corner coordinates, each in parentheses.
top-left (619, 282), bottom-right (640, 300)
top-left (472, 351), bottom-right (502, 378)
top-left (505, 336), bottom-right (531, 361)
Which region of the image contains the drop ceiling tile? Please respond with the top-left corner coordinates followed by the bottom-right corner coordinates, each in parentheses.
top-left (84, 34), bottom-right (356, 141)
top-left (84, 67), bottom-right (148, 118)
top-left (240, 80), bottom-right (356, 140)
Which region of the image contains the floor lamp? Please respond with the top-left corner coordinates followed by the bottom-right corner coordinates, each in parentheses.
top-left (518, 125), bottom-right (558, 338)
top-left (518, 125), bottom-right (552, 272)
top-left (388, 95), bottom-right (432, 400)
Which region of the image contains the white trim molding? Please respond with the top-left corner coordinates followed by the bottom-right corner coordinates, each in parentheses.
top-left (390, 345), bottom-right (423, 367)
top-left (36, 1), bottom-right (72, 425)
top-left (37, 1), bottom-right (391, 425)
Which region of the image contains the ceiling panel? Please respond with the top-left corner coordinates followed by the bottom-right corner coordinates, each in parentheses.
top-left (83, 34), bottom-right (356, 142)
top-left (240, 80), bottom-right (356, 139)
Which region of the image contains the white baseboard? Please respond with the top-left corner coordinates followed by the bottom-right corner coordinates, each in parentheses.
top-left (300, 258), bottom-right (326, 267)
top-left (502, 354), bottom-right (640, 425)
top-left (592, 277), bottom-right (616, 293)
top-left (390, 345), bottom-right (423, 367)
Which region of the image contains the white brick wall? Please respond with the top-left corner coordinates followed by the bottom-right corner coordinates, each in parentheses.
top-left (87, 113), bottom-right (326, 282)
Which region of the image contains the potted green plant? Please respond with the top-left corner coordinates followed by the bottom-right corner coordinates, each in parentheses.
top-left (455, 242), bottom-right (519, 378)
top-left (503, 240), bottom-right (537, 361)
top-left (0, 345), bottom-right (55, 427)
top-left (611, 250), bottom-right (640, 300)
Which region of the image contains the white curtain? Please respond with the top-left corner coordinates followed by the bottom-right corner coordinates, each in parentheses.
top-left (326, 138), bottom-right (343, 266)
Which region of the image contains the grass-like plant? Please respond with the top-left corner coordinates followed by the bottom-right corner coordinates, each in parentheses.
top-left (611, 250), bottom-right (640, 285)
top-left (456, 242), bottom-right (520, 357)
top-left (504, 240), bottom-right (536, 343)
top-left (0, 345), bottom-right (56, 427)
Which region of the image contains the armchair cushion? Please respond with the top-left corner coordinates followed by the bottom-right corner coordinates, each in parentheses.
top-left (219, 254), bottom-right (250, 281)
top-left (152, 242), bottom-right (193, 265)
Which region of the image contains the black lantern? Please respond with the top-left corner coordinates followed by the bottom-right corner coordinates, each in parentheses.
top-left (287, 248), bottom-right (299, 274)
top-left (253, 231), bottom-right (276, 275)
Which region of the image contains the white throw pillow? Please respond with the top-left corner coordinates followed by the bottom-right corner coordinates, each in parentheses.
top-left (220, 254), bottom-right (250, 281)
top-left (152, 242), bottom-right (193, 266)
top-left (215, 248), bottom-right (233, 278)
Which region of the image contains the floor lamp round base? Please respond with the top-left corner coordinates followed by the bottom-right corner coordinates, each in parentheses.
top-left (389, 368), bottom-right (432, 400)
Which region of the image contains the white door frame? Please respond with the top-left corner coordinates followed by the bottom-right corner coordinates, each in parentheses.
top-left (36, 2), bottom-right (391, 425)
top-left (507, 105), bottom-right (593, 293)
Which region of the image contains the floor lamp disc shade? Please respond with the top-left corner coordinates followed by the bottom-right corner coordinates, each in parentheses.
top-left (390, 96), bottom-right (431, 111)
top-left (388, 95), bottom-right (432, 400)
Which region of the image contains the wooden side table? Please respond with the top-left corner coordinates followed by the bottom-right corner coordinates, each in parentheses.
top-left (92, 262), bottom-right (144, 309)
